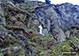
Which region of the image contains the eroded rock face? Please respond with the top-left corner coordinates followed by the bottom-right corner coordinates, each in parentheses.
top-left (25, 0), bottom-right (38, 2)
top-left (0, 1), bottom-right (79, 56)
top-left (0, 0), bottom-right (39, 4)
top-left (32, 3), bottom-right (79, 42)
top-left (1, 0), bottom-right (79, 42)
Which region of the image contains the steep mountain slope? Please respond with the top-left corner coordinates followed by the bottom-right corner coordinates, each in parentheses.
top-left (32, 3), bottom-right (79, 42)
top-left (0, 1), bottom-right (79, 56)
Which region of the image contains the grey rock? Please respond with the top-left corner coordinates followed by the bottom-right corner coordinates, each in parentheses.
top-left (0, 5), bottom-right (4, 16)
top-left (32, 3), bottom-right (79, 42)
top-left (24, 0), bottom-right (38, 2)
top-left (43, 28), bottom-right (48, 35)
top-left (30, 46), bottom-right (38, 56)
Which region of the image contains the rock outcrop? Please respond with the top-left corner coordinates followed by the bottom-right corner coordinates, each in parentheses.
top-left (32, 3), bottom-right (79, 42)
top-left (0, 1), bottom-right (79, 56)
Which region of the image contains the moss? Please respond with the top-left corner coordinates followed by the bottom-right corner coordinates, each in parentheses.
top-left (26, 29), bottom-right (36, 34)
top-left (29, 41), bottom-right (37, 46)
top-left (0, 53), bottom-right (3, 56)
top-left (49, 40), bottom-right (74, 56)
top-left (41, 34), bottom-right (51, 41)
top-left (76, 53), bottom-right (79, 56)
top-left (71, 36), bottom-right (79, 42)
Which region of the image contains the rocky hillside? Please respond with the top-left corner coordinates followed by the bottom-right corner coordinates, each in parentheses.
top-left (32, 3), bottom-right (79, 42)
top-left (0, 1), bottom-right (79, 56)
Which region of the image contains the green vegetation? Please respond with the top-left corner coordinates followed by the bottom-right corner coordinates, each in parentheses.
top-left (71, 36), bottom-right (79, 42)
top-left (0, 53), bottom-right (3, 56)
top-left (30, 35), bottom-right (79, 56)
top-left (49, 40), bottom-right (72, 56)
top-left (49, 37), bottom-right (79, 56)
top-left (41, 34), bottom-right (51, 41)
